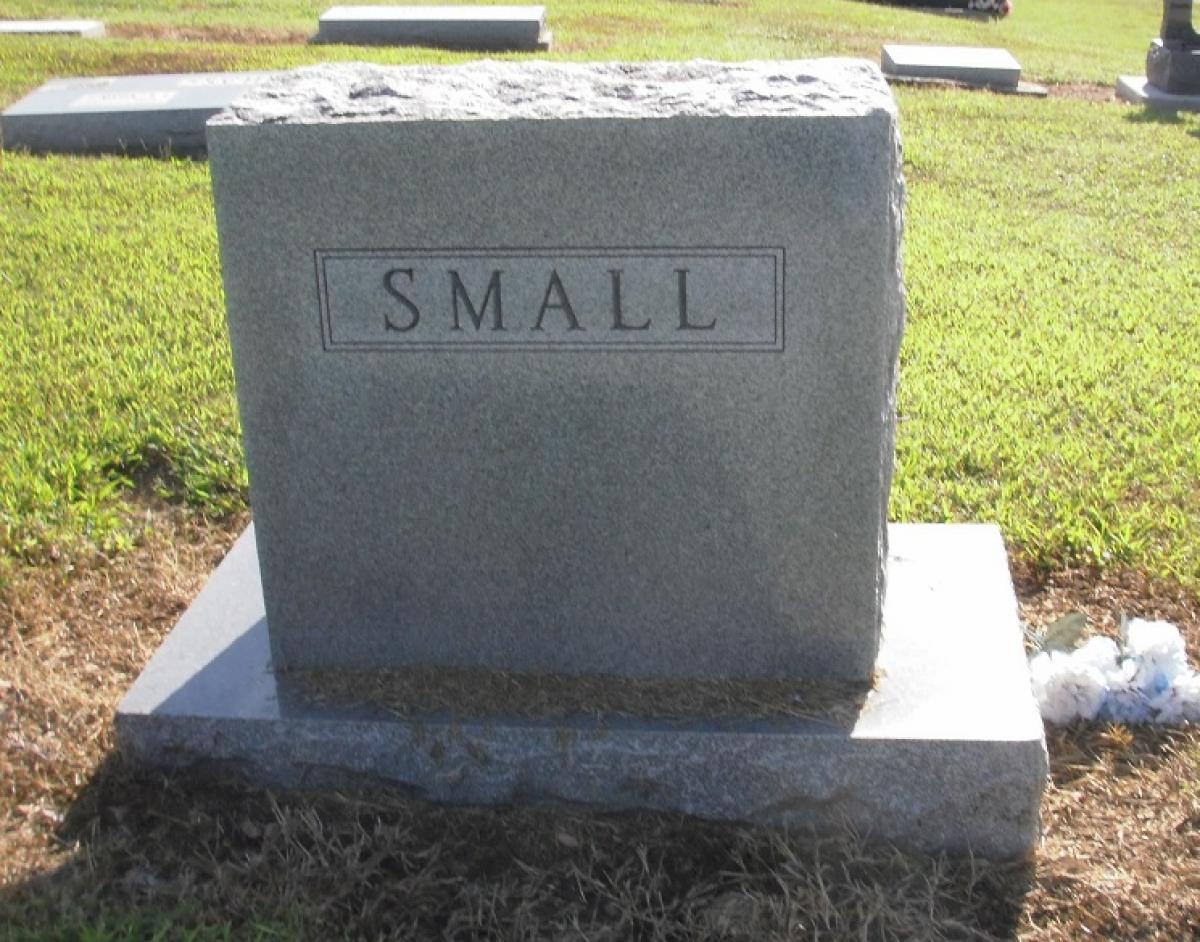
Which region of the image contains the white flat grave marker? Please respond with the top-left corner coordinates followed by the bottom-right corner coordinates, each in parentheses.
top-left (315, 5), bottom-right (550, 50)
top-left (881, 44), bottom-right (1021, 88)
top-left (0, 19), bottom-right (105, 38)
top-left (1116, 74), bottom-right (1200, 112)
top-left (0, 71), bottom-right (277, 156)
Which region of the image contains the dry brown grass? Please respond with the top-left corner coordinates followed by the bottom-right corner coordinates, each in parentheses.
top-left (107, 23), bottom-right (310, 46)
top-left (295, 666), bottom-right (869, 726)
top-left (1, 511), bottom-right (1198, 939)
top-left (0, 502), bottom-right (246, 885)
top-left (1045, 83), bottom-right (1117, 103)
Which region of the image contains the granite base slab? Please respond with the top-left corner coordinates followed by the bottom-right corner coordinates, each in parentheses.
top-left (1116, 74), bottom-right (1200, 111)
top-left (0, 20), bottom-right (104, 38)
top-left (116, 522), bottom-right (1047, 859)
top-left (881, 44), bottom-right (1021, 88)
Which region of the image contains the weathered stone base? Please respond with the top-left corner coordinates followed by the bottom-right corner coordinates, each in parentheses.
top-left (1117, 74), bottom-right (1200, 111)
top-left (116, 523), bottom-right (1047, 859)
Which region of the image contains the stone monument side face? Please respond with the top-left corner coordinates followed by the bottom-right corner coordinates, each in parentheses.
top-left (207, 60), bottom-right (904, 682)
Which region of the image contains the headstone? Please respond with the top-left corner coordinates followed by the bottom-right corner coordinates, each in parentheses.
top-left (314, 5), bottom-right (550, 50)
top-left (117, 60), bottom-right (1047, 858)
top-left (1, 72), bottom-right (277, 156)
top-left (119, 521), bottom-right (1048, 857)
top-left (205, 60), bottom-right (902, 683)
top-left (880, 43), bottom-right (1021, 88)
top-left (0, 19), bottom-right (105, 38)
top-left (1146, 0), bottom-right (1200, 93)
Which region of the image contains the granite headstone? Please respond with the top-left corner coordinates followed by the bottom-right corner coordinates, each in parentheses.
top-left (881, 43), bottom-right (1021, 88)
top-left (1, 71), bottom-right (276, 156)
top-left (314, 5), bottom-right (550, 50)
top-left (205, 60), bottom-right (905, 682)
top-left (116, 59), bottom-right (1048, 857)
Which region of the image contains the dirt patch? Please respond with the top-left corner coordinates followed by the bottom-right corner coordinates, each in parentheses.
top-left (1, 515), bottom-right (1198, 938)
top-left (0, 503), bottom-right (245, 885)
top-left (85, 50), bottom-right (247, 77)
top-left (1029, 725), bottom-right (1200, 938)
top-left (1046, 83), bottom-right (1117, 103)
top-left (1014, 560), bottom-right (1200, 657)
top-left (108, 22), bottom-right (309, 45)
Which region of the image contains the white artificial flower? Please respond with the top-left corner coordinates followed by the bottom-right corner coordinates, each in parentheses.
top-left (1030, 620), bottom-right (1198, 727)
top-left (1126, 619), bottom-right (1189, 683)
top-left (1177, 673), bottom-right (1200, 723)
top-left (1028, 650), bottom-right (1106, 724)
top-left (1074, 636), bottom-right (1120, 676)
top-left (1100, 686), bottom-right (1149, 724)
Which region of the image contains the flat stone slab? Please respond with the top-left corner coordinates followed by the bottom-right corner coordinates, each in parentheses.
top-left (881, 44), bottom-right (1021, 88)
top-left (0, 19), bottom-right (104, 38)
top-left (1, 71), bottom-right (276, 156)
top-left (206, 60), bottom-right (905, 682)
top-left (116, 522), bottom-right (1048, 859)
top-left (1116, 74), bottom-right (1200, 112)
top-left (883, 73), bottom-right (1048, 97)
top-left (314, 5), bottom-right (550, 50)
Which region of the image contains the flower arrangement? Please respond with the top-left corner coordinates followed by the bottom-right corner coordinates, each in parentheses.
top-left (968, 0), bottom-right (1013, 16)
top-left (1028, 617), bottom-right (1200, 725)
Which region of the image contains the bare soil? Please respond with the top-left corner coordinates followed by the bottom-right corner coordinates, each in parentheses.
top-left (108, 23), bottom-right (310, 45)
top-left (1045, 83), bottom-right (1118, 103)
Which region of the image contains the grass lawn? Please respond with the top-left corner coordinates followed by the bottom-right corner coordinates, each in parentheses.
top-left (0, 0), bottom-right (1168, 84)
top-left (1, 0), bottom-right (1199, 938)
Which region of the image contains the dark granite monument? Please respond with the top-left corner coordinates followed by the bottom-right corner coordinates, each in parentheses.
top-left (1147, 0), bottom-right (1200, 93)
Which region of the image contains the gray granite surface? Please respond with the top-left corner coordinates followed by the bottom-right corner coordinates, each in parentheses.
top-left (207, 59), bottom-right (904, 680)
top-left (0, 19), bottom-right (104, 37)
top-left (314, 5), bottom-right (549, 50)
top-left (1119, 72), bottom-right (1200, 109)
top-left (1146, 37), bottom-right (1200, 94)
top-left (117, 523), bottom-right (1048, 859)
top-left (214, 59), bottom-right (896, 123)
top-left (1, 71), bottom-right (276, 155)
top-left (881, 44), bottom-right (1021, 88)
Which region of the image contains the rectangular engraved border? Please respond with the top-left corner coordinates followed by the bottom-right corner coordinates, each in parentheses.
top-left (314, 247), bottom-right (785, 352)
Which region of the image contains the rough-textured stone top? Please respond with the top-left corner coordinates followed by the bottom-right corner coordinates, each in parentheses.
top-left (211, 59), bottom-right (895, 126)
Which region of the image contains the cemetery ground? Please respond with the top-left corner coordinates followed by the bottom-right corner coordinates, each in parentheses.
top-left (1, 0), bottom-right (1198, 938)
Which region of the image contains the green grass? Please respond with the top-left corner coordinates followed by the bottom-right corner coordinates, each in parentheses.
top-left (1, 0), bottom-right (1199, 586)
top-left (894, 91), bottom-right (1200, 578)
top-left (0, 155), bottom-right (243, 558)
top-left (0, 0), bottom-right (1167, 89)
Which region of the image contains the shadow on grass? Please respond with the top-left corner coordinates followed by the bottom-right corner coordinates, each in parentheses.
top-left (3, 753), bottom-right (1036, 940)
top-left (1121, 106), bottom-right (1200, 138)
